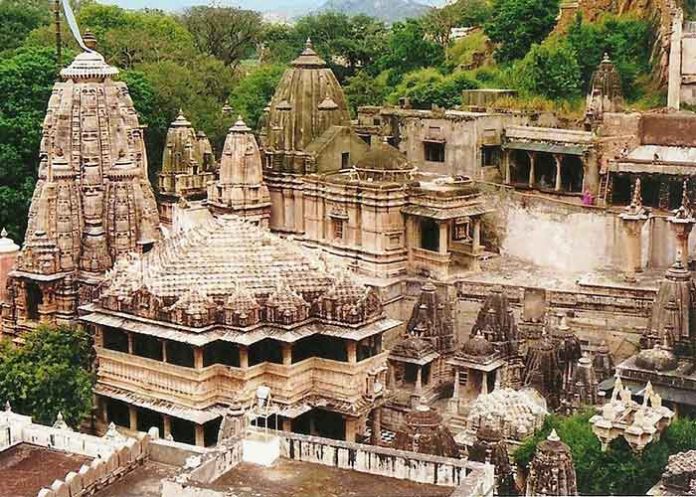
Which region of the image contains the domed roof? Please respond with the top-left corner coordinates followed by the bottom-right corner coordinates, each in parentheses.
top-left (355, 140), bottom-right (412, 172)
top-left (265, 39), bottom-right (351, 153)
top-left (459, 331), bottom-right (495, 357)
top-left (393, 402), bottom-right (459, 457)
top-left (391, 336), bottom-right (437, 360)
top-left (635, 344), bottom-right (678, 372)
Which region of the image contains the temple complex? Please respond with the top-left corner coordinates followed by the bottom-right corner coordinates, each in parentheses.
top-left (1, 39), bottom-right (160, 341)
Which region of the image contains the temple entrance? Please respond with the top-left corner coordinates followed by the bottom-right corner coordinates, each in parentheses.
top-left (133, 335), bottom-right (163, 361)
top-left (612, 174), bottom-right (632, 205)
top-left (105, 398), bottom-right (130, 428)
top-left (510, 150), bottom-right (530, 185)
top-left (420, 219), bottom-right (439, 252)
top-left (26, 282), bottom-right (43, 321)
top-left (533, 153), bottom-right (556, 190)
top-left (293, 409), bottom-right (346, 440)
top-left (136, 407), bottom-right (164, 434)
top-left (171, 417), bottom-right (196, 445)
top-left (563, 156), bottom-right (584, 192)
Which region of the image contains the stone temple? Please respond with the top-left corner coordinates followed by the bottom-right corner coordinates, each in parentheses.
top-left (1, 37), bottom-right (159, 341)
top-left (5, 2), bottom-right (696, 494)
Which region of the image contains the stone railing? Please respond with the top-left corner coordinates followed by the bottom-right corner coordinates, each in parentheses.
top-left (272, 430), bottom-right (483, 488)
top-left (0, 409), bottom-right (150, 497)
top-left (97, 348), bottom-right (388, 411)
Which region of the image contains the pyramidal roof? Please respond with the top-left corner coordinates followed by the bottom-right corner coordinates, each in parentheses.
top-left (102, 216), bottom-right (340, 301)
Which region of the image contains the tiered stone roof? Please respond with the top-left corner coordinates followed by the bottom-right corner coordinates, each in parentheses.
top-left (466, 388), bottom-right (548, 441)
top-left (98, 216), bottom-right (383, 329)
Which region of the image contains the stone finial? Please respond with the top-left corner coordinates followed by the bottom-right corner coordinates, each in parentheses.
top-left (631, 178), bottom-right (643, 208)
top-left (83, 31), bottom-right (98, 51)
top-left (4, 400), bottom-right (11, 412)
top-left (1, 228), bottom-right (7, 239)
top-left (306, 37), bottom-right (313, 50)
top-left (53, 411), bottom-right (72, 431)
top-left (602, 52), bottom-right (610, 63)
top-left (548, 429), bottom-right (561, 442)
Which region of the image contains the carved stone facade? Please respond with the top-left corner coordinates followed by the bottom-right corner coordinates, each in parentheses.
top-left (525, 430), bottom-right (578, 496)
top-left (207, 117), bottom-right (271, 226)
top-left (85, 215), bottom-right (396, 445)
top-left (1, 46), bottom-right (160, 340)
top-left (158, 112), bottom-right (215, 227)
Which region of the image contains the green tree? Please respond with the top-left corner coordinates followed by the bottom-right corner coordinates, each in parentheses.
top-left (566, 14), bottom-right (651, 99)
top-left (388, 68), bottom-right (479, 109)
top-left (379, 19), bottom-right (445, 85)
top-left (344, 70), bottom-right (389, 115)
top-left (484, 0), bottom-right (559, 62)
top-left (423, 0), bottom-right (492, 47)
top-left (0, 1), bottom-right (50, 54)
top-left (515, 411), bottom-right (696, 496)
top-left (182, 6), bottom-right (263, 67)
top-left (0, 46), bottom-right (59, 241)
top-left (0, 325), bottom-right (94, 428)
top-left (517, 40), bottom-right (582, 100)
top-left (228, 64), bottom-right (285, 130)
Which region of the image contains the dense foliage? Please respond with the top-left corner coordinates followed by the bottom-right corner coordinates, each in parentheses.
top-left (0, 325), bottom-right (94, 428)
top-left (515, 410), bottom-right (696, 495)
top-left (484, 0), bottom-right (560, 62)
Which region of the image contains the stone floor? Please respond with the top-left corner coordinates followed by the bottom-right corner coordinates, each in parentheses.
top-left (208, 459), bottom-right (454, 497)
top-left (94, 462), bottom-right (179, 497)
top-left (0, 443), bottom-right (91, 497)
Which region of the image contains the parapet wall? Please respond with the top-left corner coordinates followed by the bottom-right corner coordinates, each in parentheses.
top-left (162, 430), bottom-right (494, 497)
top-left (277, 431), bottom-right (485, 488)
top-left (0, 409), bottom-right (149, 497)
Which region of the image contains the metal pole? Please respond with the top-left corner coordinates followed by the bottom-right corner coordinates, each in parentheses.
top-left (54, 0), bottom-right (62, 70)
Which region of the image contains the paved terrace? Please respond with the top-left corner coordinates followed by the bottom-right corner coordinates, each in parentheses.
top-left (0, 444), bottom-right (90, 497)
top-left (206, 459), bottom-right (453, 497)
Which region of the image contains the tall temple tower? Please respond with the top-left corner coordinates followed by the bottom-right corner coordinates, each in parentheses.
top-left (158, 111), bottom-right (215, 228)
top-left (208, 117), bottom-right (271, 226)
top-left (262, 39), bottom-right (368, 235)
top-left (525, 430), bottom-right (578, 496)
top-left (1, 37), bottom-right (160, 339)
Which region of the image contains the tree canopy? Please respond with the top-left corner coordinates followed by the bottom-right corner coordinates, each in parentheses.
top-left (515, 410), bottom-right (696, 496)
top-left (0, 325), bottom-right (94, 428)
top-left (484, 0), bottom-right (560, 62)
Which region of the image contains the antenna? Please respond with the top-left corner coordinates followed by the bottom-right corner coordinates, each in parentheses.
top-left (54, 0), bottom-right (61, 70)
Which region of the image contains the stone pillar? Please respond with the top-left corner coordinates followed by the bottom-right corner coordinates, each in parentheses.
top-left (127, 332), bottom-right (134, 354)
top-left (163, 415), bottom-right (172, 439)
top-left (503, 149), bottom-right (511, 185)
top-left (554, 154), bottom-right (563, 191)
top-left (439, 222), bottom-right (448, 255)
top-left (347, 341), bottom-right (357, 363)
top-left (128, 405), bottom-right (138, 431)
top-left (370, 408), bottom-right (382, 445)
top-left (619, 179), bottom-right (650, 281)
top-left (99, 397), bottom-right (108, 424)
top-left (239, 346), bottom-right (249, 368)
top-left (668, 9), bottom-right (683, 110)
top-left (195, 424), bottom-right (205, 447)
top-left (481, 371), bottom-right (488, 395)
top-left (0, 229), bottom-right (19, 303)
top-left (282, 343), bottom-right (292, 366)
top-left (309, 416), bottom-right (317, 436)
top-left (472, 218), bottom-right (481, 251)
top-left (161, 340), bottom-right (168, 363)
top-left (194, 347), bottom-right (204, 369)
top-left (344, 417), bottom-right (357, 443)
top-left (528, 152), bottom-right (536, 188)
top-left (668, 180), bottom-right (695, 267)
top-left (449, 368), bottom-right (460, 413)
top-left (415, 366), bottom-right (423, 395)
top-left (282, 418), bottom-right (292, 432)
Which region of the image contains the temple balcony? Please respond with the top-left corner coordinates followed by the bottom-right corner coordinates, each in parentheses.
top-left (96, 347), bottom-right (388, 413)
top-left (410, 247), bottom-right (452, 280)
